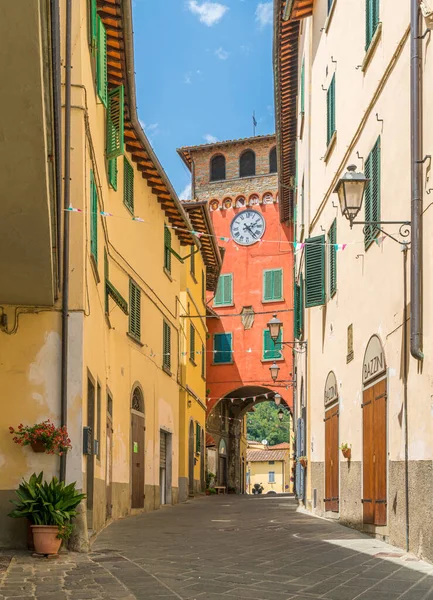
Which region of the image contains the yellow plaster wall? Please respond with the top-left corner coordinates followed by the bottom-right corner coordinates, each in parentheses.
top-left (247, 459), bottom-right (288, 494)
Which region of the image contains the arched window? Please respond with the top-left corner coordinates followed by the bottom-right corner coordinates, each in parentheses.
top-left (269, 147), bottom-right (277, 173)
top-left (239, 150), bottom-right (256, 177)
top-left (210, 155), bottom-right (226, 182)
top-left (131, 386), bottom-right (144, 413)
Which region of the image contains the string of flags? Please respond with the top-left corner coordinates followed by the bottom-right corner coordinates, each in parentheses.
top-left (64, 207), bottom-right (394, 248)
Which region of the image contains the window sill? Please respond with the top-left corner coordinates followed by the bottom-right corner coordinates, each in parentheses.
top-left (162, 365), bottom-right (172, 377)
top-left (324, 131), bottom-right (337, 163)
top-left (212, 361), bottom-right (234, 366)
top-left (213, 303), bottom-right (234, 309)
top-left (261, 358), bottom-right (284, 364)
top-left (362, 23), bottom-right (382, 73)
top-left (262, 298), bottom-right (284, 304)
top-left (163, 267), bottom-right (173, 282)
top-left (324, 0), bottom-right (337, 34)
top-left (90, 254), bottom-right (100, 284)
top-left (126, 332), bottom-right (144, 347)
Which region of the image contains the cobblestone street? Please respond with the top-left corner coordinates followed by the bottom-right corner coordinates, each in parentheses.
top-left (2, 496), bottom-right (433, 600)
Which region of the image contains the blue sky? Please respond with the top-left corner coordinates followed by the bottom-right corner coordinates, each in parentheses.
top-left (132, 1), bottom-right (275, 199)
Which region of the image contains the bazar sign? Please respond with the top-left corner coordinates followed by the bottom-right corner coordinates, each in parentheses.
top-left (324, 371), bottom-right (338, 406)
top-left (363, 335), bottom-right (386, 384)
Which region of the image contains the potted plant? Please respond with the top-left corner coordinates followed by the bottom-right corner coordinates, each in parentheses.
top-left (298, 455), bottom-right (308, 468)
top-left (9, 421), bottom-right (72, 455)
top-left (227, 486), bottom-right (236, 494)
top-left (205, 487), bottom-right (217, 495)
top-left (9, 472), bottom-right (85, 555)
top-left (205, 471), bottom-right (216, 489)
top-left (340, 443), bottom-right (352, 460)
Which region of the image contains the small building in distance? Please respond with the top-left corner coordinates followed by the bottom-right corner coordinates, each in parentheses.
top-left (246, 442), bottom-right (292, 494)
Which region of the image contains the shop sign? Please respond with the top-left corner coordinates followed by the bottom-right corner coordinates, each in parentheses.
top-left (363, 335), bottom-right (386, 385)
top-left (324, 371), bottom-right (338, 406)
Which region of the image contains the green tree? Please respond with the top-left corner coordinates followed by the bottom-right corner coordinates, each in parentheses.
top-left (247, 402), bottom-right (291, 446)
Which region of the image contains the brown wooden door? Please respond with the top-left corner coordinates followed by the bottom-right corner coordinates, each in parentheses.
top-left (324, 404), bottom-right (339, 512)
top-left (86, 377), bottom-right (95, 527)
top-left (131, 413), bottom-right (145, 509)
top-left (188, 421), bottom-right (194, 495)
top-left (362, 379), bottom-right (387, 525)
top-left (106, 414), bottom-right (113, 519)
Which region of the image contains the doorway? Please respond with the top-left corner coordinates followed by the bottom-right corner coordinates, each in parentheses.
top-left (160, 430), bottom-right (168, 505)
top-left (188, 421), bottom-right (194, 496)
top-left (218, 438), bottom-right (227, 487)
top-left (324, 404), bottom-right (339, 512)
top-left (200, 429), bottom-right (205, 492)
top-left (131, 386), bottom-right (145, 509)
top-left (106, 391), bottom-right (113, 520)
top-left (86, 375), bottom-right (95, 528)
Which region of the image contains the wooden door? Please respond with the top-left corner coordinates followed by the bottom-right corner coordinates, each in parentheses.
top-left (131, 413), bottom-right (145, 509)
top-left (188, 421), bottom-right (194, 495)
top-left (218, 456), bottom-right (227, 486)
top-left (160, 431), bottom-right (167, 505)
top-left (106, 413), bottom-right (113, 519)
top-left (362, 379), bottom-right (387, 525)
top-left (324, 404), bottom-right (339, 512)
top-left (86, 377), bottom-right (95, 526)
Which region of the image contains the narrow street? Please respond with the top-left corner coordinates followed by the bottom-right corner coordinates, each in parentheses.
top-left (2, 497), bottom-right (433, 600)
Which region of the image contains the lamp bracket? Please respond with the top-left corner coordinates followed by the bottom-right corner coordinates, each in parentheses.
top-left (350, 221), bottom-right (411, 245)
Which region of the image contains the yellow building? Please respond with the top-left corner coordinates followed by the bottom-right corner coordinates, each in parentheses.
top-left (178, 202), bottom-right (223, 501)
top-left (246, 443), bottom-right (291, 495)
top-left (0, 0), bottom-right (198, 548)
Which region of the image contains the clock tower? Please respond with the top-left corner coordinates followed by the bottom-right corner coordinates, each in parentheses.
top-left (177, 134), bottom-right (294, 494)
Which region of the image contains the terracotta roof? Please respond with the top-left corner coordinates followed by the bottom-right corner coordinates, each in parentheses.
top-left (269, 442), bottom-right (291, 449)
top-left (177, 134), bottom-right (276, 171)
top-left (181, 201), bottom-right (223, 292)
top-left (98, 0), bottom-right (194, 245)
top-left (206, 433), bottom-right (216, 447)
top-left (247, 449), bottom-right (289, 462)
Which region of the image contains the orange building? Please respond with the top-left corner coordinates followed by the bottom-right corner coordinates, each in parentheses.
top-left (178, 135), bottom-right (294, 492)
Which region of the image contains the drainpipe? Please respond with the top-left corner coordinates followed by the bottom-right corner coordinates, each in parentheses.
top-left (60, 0), bottom-right (72, 482)
top-left (410, 0), bottom-right (424, 360)
top-left (50, 0), bottom-right (62, 290)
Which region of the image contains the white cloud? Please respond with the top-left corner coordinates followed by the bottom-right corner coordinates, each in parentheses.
top-left (204, 134), bottom-right (218, 143)
top-left (141, 122), bottom-right (160, 143)
top-left (180, 182), bottom-right (192, 200)
top-left (255, 2), bottom-right (273, 27)
top-left (215, 47), bottom-right (229, 60)
top-left (184, 72), bottom-right (192, 84)
top-left (188, 1), bottom-right (228, 26)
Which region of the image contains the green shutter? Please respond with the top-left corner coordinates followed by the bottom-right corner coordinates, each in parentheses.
top-left (214, 274), bottom-right (232, 306)
top-left (263, 269), bottom-right (283, 301)
top-left (299, 274), bottom-right (304, 337)
top-left (108, 157), bottom-right (118, 190)
top-left (163, 321), bottom-right (171, 371)
top-left (263, 329), bottom-right (282, 361)
top-left (364, 138), bottom-right (381, 249)
top-left (328, 219), bottom-right (337, 297)
top-left (294, 282), bottom-right (300, 339)
top-left (190, 245), bottom-right (195, 276)
top-left (214, 333), bottom-right (232, 364)
top-left (305, 235), bottom-right (325, 307)
top-left (201, 343), bottom-right (205, 378)
top-left (300, 59), bottom-right (305, 114)
top-left (90, 0), bottom-right (97, 50)
top-left (129, 280), bottom-right (141, 340)
top-left (196, 422), bottom-right (201, 453)
top-left (124, 158), bottom-right (134, 213)
top-left (106, 86), bottom-right (124, 159)
top-left (90, 170), bottom-right (98, 262)
top-left (96, 16), bottom-right (107, 106)
top-left (328, 0), bottom-right (334, 14)
top-left (327, 75), bottom-right (336, 146)
top-left (264, 270), bottom-right (273, 301)
top-left (190, 323), bottom-right (195, 361)
top-left (104, 250), bottom-right (109, 313)
top-left (366, 0), bottom-right (379, 50)
top-left (164, 225), bottom-right (172, 272)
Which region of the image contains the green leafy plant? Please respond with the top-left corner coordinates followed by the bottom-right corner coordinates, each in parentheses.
top-left (9, 421), bottom-right (72, 455)
top-left (8, 473), bottom-right (85, 539)
top-left (205, 471), bottom-right (216, 488)
top-left (340, 443), bottom-right (351, 452)
top-left (298, 455), bottom-right (308, 462)
top-left (207, 487), bottom-right (217, 494)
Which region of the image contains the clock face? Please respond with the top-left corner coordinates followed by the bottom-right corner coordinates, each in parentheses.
top-left (230, 210), bottom-right (266, 246)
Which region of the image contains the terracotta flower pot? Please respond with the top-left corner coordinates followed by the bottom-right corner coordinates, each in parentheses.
top-left (300, 458), bottom-right (307, 468)
top-left (205, 490), bottom-right (211, 496)
top-left (31, 441), bottom-right (46, 453)
top-left (31, 525), bottom-right (62, 555)
top-left (342, 448), bottom-right (351, 460)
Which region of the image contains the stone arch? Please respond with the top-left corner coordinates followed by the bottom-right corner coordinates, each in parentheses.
top-left (131, 382), bottom-right (144, 413)
top-left (362, 334), bottom-right (386, 387)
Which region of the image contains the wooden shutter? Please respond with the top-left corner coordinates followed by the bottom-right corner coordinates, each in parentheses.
top-left (189, 323), bottom-right (195, 361)
top-left (106, 86), bottom-right (124, 159)
top-left (273, 269), bottom-right (283, 300)
top-left (90, 170), bottom-right (98, 262)
top-left (129, 280), bottom-right (141, 340)
top-left (327, 75), bottom-right (336, 146)
top-left (366, 0), bottom-right (379, 50)
top-left (263, 330), bottom-right (282, 360)
top-left (201, 344), bottom-right (205, 378)
top-left (124, 158), bottom-right (134, 213)
top-left (294, 281), bottom-right (300, 339)
top-left (104, 250), bottom-right (109, 313)
top-left (108, 157), bottom-right (117, 190)
top-left (90, 0), bottom-right (97, 50)
top-left (328, 0), bottom-right (334, 13)
top-left (305, 236), bottom-right (325, 307)
top-left (362, 385), bottom-right (375, 524)
top-left (96, 16), bottom-right (107, 106)
top-left (328, 219), bottom-right (337, 297)
top-left (364, 138), bottom-right (381, 248)
top-left (164, 225), bottom-right (172, 272)
top-left (264, 270), bottom-right (282, 301)
top-left (299, 274), bottom-right (304, 337)
top-left (215, 274), bottom-right (232, 306)
top-left (214, 333), bottom-right (232, 364)
top-left (263, 270), bottom-right (273, 301)
top-left (300, 60), bottom-right (305, 114)
top-left (163, 321), bottom-right (171, 371)
top-left (196, 422), bottom-right (201, 453)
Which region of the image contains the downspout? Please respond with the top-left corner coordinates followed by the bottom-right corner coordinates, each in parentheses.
top-left (50, 0), bottom-right (62, 290)
top-left (60, 0), bottom-right (72, 482)
top-left (410, 0), bottom-right (424, 360)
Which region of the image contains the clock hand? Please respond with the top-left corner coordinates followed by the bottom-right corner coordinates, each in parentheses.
top-left (244, 224), bottom-right (258, 238)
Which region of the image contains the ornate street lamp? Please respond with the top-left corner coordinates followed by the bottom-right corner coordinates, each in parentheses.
top-left (278, 409), bottom-right (284, 422)
top-left (274, 393), bottom-right (282, 406)
top-left (269, 362), bottom-right (280, 382)
top-left (267, 314), bottom-right (283, 342)
top-left (333, 165), bottom-right (369, 228)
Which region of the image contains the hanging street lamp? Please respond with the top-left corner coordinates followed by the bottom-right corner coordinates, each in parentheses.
top-left (278, 409), bottom-right (284, 422)
top-left (274, 393), bottom-right (282, 406)
top-left (269, 362), bottom-right (280, 382)
top-left (268, 314), bottom-right (283, 342)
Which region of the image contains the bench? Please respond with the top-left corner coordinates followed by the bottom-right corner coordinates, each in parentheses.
top-left (214, 486), bottom-right (226, 495)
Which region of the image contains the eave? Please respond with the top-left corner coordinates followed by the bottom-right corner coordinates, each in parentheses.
top-left (284, 0), bottom-right (314, 20)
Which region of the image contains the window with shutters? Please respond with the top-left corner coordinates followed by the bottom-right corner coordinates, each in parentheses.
top-left (90, 170), bottom-right (98, 263)
top-left (89, 0), bottom-right (97, 51)
top-left (104, 250), bottom-right (109, 313)
top-left (263, 269), bottom-right (283, 302)
top-left (201, 270), bottom-right (205, 303)
top-left (263, 329), bottom-right (283, 361)
top-left (163, 321), bottom-right (171, 372)
top-left (123, 158), bottom-right (134, 213)
top-left (201, 343), bottom-right (205, 378)
top-left (106, 86), bottom-right (124, 159)
top-left (300, 59), bottom-right (305, 114)
top-left (189, 323), bottom-right (196, 363)
top-left (164, 225), bottom-right (172, 273)
top-left (213, 333), bottom-right (233, 364)
top-left (214, 274), bottom-right (233, 306)
top-left (364, 137), bottom-right (381, 249)
top-left (190, 245), bottom-right (195, 278)
top-left (128, 280), bottom-right (141, 341)
top-left (239, 150), bottom-right (256, 177)
top-left (305, 236), bottom-right (325, 307)
top-left (96, 16), bottom-right (107, 106)
top-left (210, 155), bottom-right (226, 182)
top-left (328, 219), bottom-right (337, 298)
top-left (269, 147), bottom-right (277, 174)
top-left (327, 75), bottom-right (336, 147)
top-left (196, 422), bottom-right (201, 453)
top-left (108, 157), bottom-right (117, 190)
top-left (294, 275), bottom-right (304, 339)
top-left (268, 471), bottom-right (275, 483)
top-left (366, 0), bottom-right (380, 51)
top-left (328, 0), bottom-right (334, 14)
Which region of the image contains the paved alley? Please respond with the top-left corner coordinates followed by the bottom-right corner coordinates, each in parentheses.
top-left (2, 496), bottom-right (433, 600)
